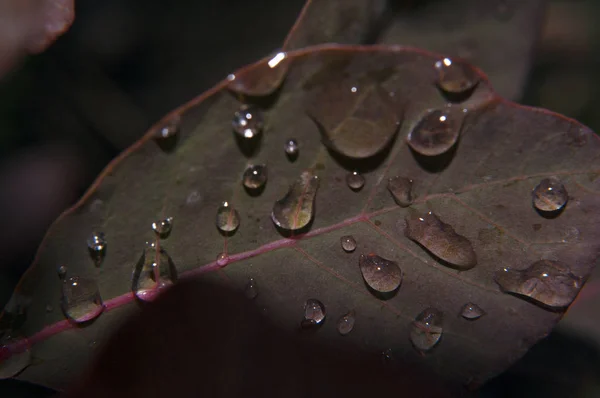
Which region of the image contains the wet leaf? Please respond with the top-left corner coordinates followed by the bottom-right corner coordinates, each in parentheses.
top-left (2, 45), bottom-right (600, 393)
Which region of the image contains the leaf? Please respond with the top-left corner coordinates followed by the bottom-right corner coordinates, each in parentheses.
top-left (2, 44), bottom-right (600, 392)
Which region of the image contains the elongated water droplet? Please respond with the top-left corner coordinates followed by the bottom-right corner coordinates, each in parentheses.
top-left (434, 57), bottom-right (479, 95)
top-left (359, 253), bottom-right (402, 294)
top-left (57, 265), bottom-right (67, 279)
top-left (340, 235), bottom-right (357, 252)
top-left (407, 108), bottom-right (464, 156)
top-left (271, 171), bottom-right (319, 232)
top-left (532, 177), bottom-right (568, 213)
top-left (0, 337), bottom-right (31, 379)
top-left (87, 232), bottom-right (106, 266)
top-left (302, 299), bottom-right (326, 327)
top-left (494, 260), bottom-right (582, 308)
top-left (152, 217), bottom-right (173, 239)
top-left (61, 276), bottom-right (104, 323)
top-left (337, 310), bottom-right (355, 335)
top-left (216, 202), bottom-right (240, 234)
top-left (228, 51), bottom-right (288, 97)
top-left (460, 302), bottom-right (485, 320)
top-left (132, 242), bottom-right (178, 302)
top-left (154, 117), bottom-right (180, 152)
top-left (243, 164), bottom-right (268, 190)
top-left (404, 211), bottom-right (477, 269)
top-left (245, 278), bottom-right (258, 299)
top-left (387, 176), bottom-right (413, 207)
top-left (346, 171), bottom-right (365, 191)
top-left (284, 138), bottom-right (299, 159)
top-left (410, 308), bottom-right (443, 352)
top-left (232, 105), bottom-right (264, 139)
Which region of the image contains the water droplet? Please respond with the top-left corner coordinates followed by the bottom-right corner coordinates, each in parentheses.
top-left (228, 51), bottom-right (288, 96)
top-left (407, 108), bottom-right (464, 156)
top-left (0, 337), bottom-right (31, 379)
top-left (434, 57), bottom-right (479, 95)
top-left (404, 211), bottom-right (477, 269)
top-left (186, 190), bottom-right (202, 205)
top-left (340, 235), bottom-right (357, 252)
top-left (61, 276), bottom-right (104, 323)
top-left (152, 217), bottom-right (173, 239)
top-left (346, 171), bottom-right (365, 191)
top-left (57, 265), bottom-right (67, 279)
top-left (359, 253), bottom-right (402, 294)
top-left (387, 176), bottom-right (413, 207)
top-left (302, 299), bottom-right (326, 327)
top-left (271, 171), bottom-right (319, 232)
top-left (232, 105), bottom-right (264, 139)
top-left (216, 202), bottom-right (240, 234)
top-left (216, 252), bottom-right (229, 266)
top-left (494, 260), bottom-right (582, 308)
top-left (532, 177), bottom-right (568, 213)
top-left (132, 242), bottom-right (178, 302)
top-left (243, 164), bottom-right (268, 190)
top-left (382, 348), bottom-right (394, 363)
top-left (154, 117), bottom-right (180, 152)
top-left (244, 278), bottom-right (258, 299)
top-left (284, 138), bottom-right (299, 159)
top-left (86, 232), bottom-right (106, 266)
top-left (460, 303), bottom-right (485, 320)
top-left (337, 310), bottom-right (355, 335)
top-left (410, 308), bottom-right (443, 352)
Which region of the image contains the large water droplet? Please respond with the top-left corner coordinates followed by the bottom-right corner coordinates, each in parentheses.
top-left (337, 310), bottom-right (356, 335)
top-left (271, 171), bottom-right (319, 232)
top-left (302, 299), bottom-right (326, 327)
top-left (232, 105), bottom-right (264, 139)
top-left (244, 278), bottom-right (258, 299)
top-left (243, 164), bottom-right (268, 191)
top-left (532, 177), bottom-right (568, 213)
top-left (57, 265), bottom-right (67, 279)
top-left (0, 337), bottom-right (31, 379)
top-left (216, 202), bottom-right (240, 234)
top-left (152, 217), bottom-right (173, 239)
top-left (340, 235), bottom-right (357, 252)
top-left (132, 242), bottom-right (178, 302)
top-left (407, 108), bottom-right (464, 156)
top-left (154, 117), bottom-right (180, 152)
top-left (284, 138), bottom-right (299, 159)
top-left (460, 302), bottom-right (485, 320)
top-left (87, 232), bottom-right (106, 266)
top-left (410, 308), bottom-right (443, 352)
top-left (387, 176), bottom-right (413, 207)
top-left (494, 260), bottom-right (582, 308)
top-left (227, 51), bottom-right (288, 97)
top-left (404, 211), bottom-right (477, 269)
top-left (434, 57), bottom-right (479, 95)
top-left (346, 171), bottom-right (365, 191)
top-left (359, 253), bottom-right (402, 294)
top-left (61, 276), bottom-right (104, 323)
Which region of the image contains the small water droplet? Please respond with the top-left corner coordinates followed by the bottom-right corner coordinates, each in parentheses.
top-left (0, 337), bottom-right (31, 379)
top-left (382, 348), bottom-right (394, 363)
top-left (346, 171), bottom-right (365, 191)
top-left (337, 310), bottom-right (355, 335)
top-left (359, 253), bottom-right (402, 294)
top-left (154, 117), bottom-right (180, 152)
top-left (132, 242), bottom-right (178, 302)
top-left (152, 217), bottom-right (173, 239)
top-left (216, 252), bottom-right (229, 266)
top-left (410, 308), bottom-right (443, 352)
top-left (271, 171), bottom-right (319, 232)
top-left (494, 260), bottom-right (582, 308)
top-left (57, 265), bottom-right (67, 279)
top-left (434, 57), bottom-right (479, 95)
top-left (340, 235), bottom-right (357, 252)
top-left (460, 303), bottom-right (485, 320)
top-left (243, 164), bottom-right (268, 190)
top-left (387, 176), bottom-right (413, 207)
top-left (532, 177), bottom-right (568, 213)
top-left (232, 105), bottom-right (264, 139)
top-left (216, 202), bottom-right (240, 234)
top-left (86, 232), bottom-right (106, 266)
top-left (404, 211), bottom-right (477, 269)
top-left (61, 276), bottom-right (104, 323)
top-left (407, 108), bottom-right (463, 156)
top-left (302, 299), bottom-right (326, 327)
top-left (284, 138), bottom-right (299, 159)
top-left (244, 278), bottom-right (258, 299)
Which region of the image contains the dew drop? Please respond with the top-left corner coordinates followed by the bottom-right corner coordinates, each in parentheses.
top-left (494, 260), bottom-right (582, 309)
top-left (61, 276), bottom-right (104, 323)
top-left (216, 202), bottom-right (240, 234)
top-left (532, 177), bottom-right (568, 213)
top-left (434, 57), bottom-right (479, 95)
top-left (340, 235), bottom-right (357, 252)
top-left (346, 171), bottom-right (365, 191)
top-left (410, 308), bottom-right (443, 352)
top-left (152, 217), bottom-right (173, 239)
top-left (57, 265), bottom-right (67, 279)
top-left (232, 105), bottom-right (264, 139)
top-left (387, 176), bottom-right (413, 207)
top-left (154, 117), bottom-right (180, 152)
top-left (359, 253), bottom-right (402, 294)
top-left (404, 211), bottom-right (477, 269)
top-left (271, 171), bottom-right (319, 232)
top-left (284, 138), bottom-right (299, 159)
top-left (302, 299), bottom-right (326, 327)
top-left (407, 108), bottom-right (464, 156)
top-left (337, 310), bottom-right (356, 335)
top-left (216, 252), bottom-right (229, 266)
top-left (86, 232), bottom-right (106, 266)
top-left (244, 278), bottom-right (258, 299)
top-left (460, 302), bottom-right (485, 320)
top-left (132, 242), bottom-right (178, 302)
top-left (243, 164), bottom-right (268, 190)
top-left (0, 337), bottom-right (31, 379)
